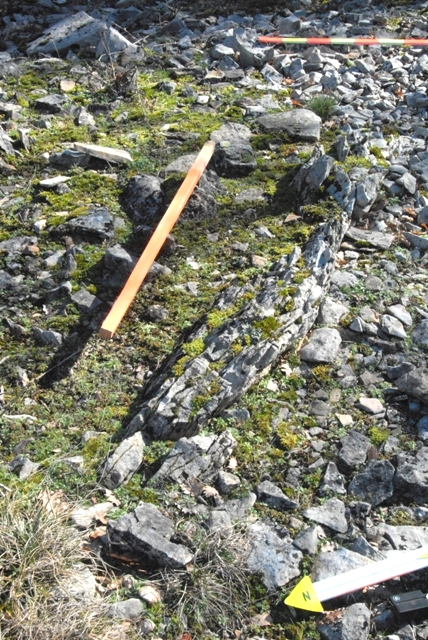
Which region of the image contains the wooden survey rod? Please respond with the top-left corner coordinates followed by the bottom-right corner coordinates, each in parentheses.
top-left (99, 139), bottom-right (216, 339)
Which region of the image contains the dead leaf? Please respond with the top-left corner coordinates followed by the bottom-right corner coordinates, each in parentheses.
top-left (39, 489), bottom-right (69, 515)
top-left (284, 213), bottom-right (301, 224)
top-left (89, 526), bottom-right (107, 539)
top-left (249, 612), bottom-right (273, 627)
top-left (227, 457), bottom-right (238, 470)
top-left (103, 488), bottom-right (121, 506)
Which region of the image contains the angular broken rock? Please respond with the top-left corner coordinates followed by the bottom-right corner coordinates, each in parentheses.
top-left (299, 328), bottom-right (342, 364)
top-left (256, 479), bottom-right (297, 510)
top-left (395, 369), bottom-right (428, 401)
top-left (74, 143), bottom-right (132, 164)
top-left (246, 521), bottom-right (302, 590)
top-left (317, 603), bottom-right (371, 640)
top-left (303, 497), bottom-right (348, 533)
top-left (348, 460), bottom-right (395, 506)
top-left (106, 502), bottom-right (192, 568)
top-left (345, 227), bottom-right (394, 250)
top-left (99, 432), bottom-right (145, 489)
top-left (338, 430), bottom-right (371, 473)
top-left (151, 430), bottom-right (236, 485)
top-left (27, 12), bottom-right (107, 56)
top-left (257, 109), bottom-right (321, 142)
top-left (394, 446), bottom-right (428, 504)
top-left (312, 548), bottom-right (373, 582)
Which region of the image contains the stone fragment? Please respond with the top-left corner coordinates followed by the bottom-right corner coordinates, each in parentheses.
top-left (339, 430), bottom-right (371, 473)
top-left (356, 397), bottom-right (384, 415)
top-left (345, 227), bottom-right (394, 249)
top-left (317, 297), bottom-right (349, 326)
top-left (312, 547), bottom-right (373, 581)
top-left (382, 524), bottom-right (428, 550)
top-left (216, 470), bottom-right (240, 495)
top-left (380, 314), bottom-right (407, 339)
top-left (120, 175), bottom-right (164, 225)
top-left (319, 461), bottom-right (346, 496)
top-left (394, 447), bottom-right (428, 504)
top-left (152, 431), bottom-right (236, 484)
top-left (348, 460), bottom-right (395, 506)
top-left (257, 109), bottom-right (321, 142)
top-left (210, 122), bottom-right (252, 144)
top-left (303, 497), bottom-right (348, 533)
top-left (349, 536), bottom-right (385, 561)
top-left (107, 502), bottom-right (192, 568)
top-left (95, 26), bottom-right (136, 60)
top-left (299, 328), bottom-right (341, 364)
top-left (232, 31), bottom-right (274, 69)
top-left (213, 142), bottom-right (256, 177)
top-left (34, 94), bottom-right (68, 114)
top-left (71, 502), bottom-right (112, 529)
top-left (71, 288), bottom-right (102, 312)
top-left (412, 320), bottom-right (428, 346)
top-left (317, 603), bottom-right (371, 640)
top-left (293, 525), bottom-right (319, 555)
top-left (74, 142), bottom-right (132, 164)
top-left (33, 327), bottom-right (63, 347)
top-left (256, 480), bottom-right (297, 510)
top-left (9, 456), bottom-right (40, 479)
top-left (109, 599), bottom-right (144, 620)
top-left (246, 521), bottom-right (302, 590)
top-left (218, 493), bottom-right (256, 522)
top-left (99, 432), bottom-right (145, 489)
top-left (63, 207), bottom-right (115, 241)
top-left (395, 369), bottom-right (428, 401)
top-left (49, 149), bottom-right (89, 169)
top-left (39, 176), bottom-right (71, 189)
top-left (386, 304), bottom-right (412, 326)
top-left (0, 125), bottom-right (15, 155)
top-left (403, 232), bottom-right (428, 251)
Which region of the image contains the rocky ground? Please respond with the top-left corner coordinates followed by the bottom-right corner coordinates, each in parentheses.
top-left (2, 0), bottom-right (428, 638)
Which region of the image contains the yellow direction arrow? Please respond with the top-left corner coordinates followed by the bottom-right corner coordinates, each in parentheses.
top-left (285, 576), bottom-right (324, 613)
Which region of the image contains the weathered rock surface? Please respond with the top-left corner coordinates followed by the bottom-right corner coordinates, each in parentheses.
top-left (303, 497), bottom-right (348, 533)
top-left (257, 109), bottom-right (322, 141)
top-left (318, 603), bottom-right (371, 640)
top-left (99, 432), bottom-right (145, 489)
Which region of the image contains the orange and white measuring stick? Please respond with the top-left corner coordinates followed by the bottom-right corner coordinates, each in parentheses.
top-left (258, 36), bottom-right (428, 47)
top-left (99, 140), bottom-right (215, 339)
top-left (285, 547), bottom-right (428, 612)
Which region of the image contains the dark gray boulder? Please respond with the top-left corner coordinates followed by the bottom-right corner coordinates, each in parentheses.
top-left (213, 142), bottom-right (257, 177)
top-left (256, 479), bottom-right (297, 510)
top-left (106, 502), bottom-right (193, 569)
top-left (348, 460), bottom-right (395, 506)
top-left (338, 430), bottom-right (371, 474)
top-left (395, 368), bottom-right (428, 401)
top-left (60, 207), bottom-right (115, 242)
top-left (120, 175), bottom-right (164, 225)
top-left (394, 447), bottom-right (428, 504)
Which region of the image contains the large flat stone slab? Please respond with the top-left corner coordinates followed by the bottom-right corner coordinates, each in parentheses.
top-left (257, 109), bottom-right (321, 142)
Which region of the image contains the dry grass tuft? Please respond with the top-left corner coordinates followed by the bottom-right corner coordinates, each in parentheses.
top-left (154, 523), bottom-right (251, 636)
top-left (0, 490), bottom-right (130, 640)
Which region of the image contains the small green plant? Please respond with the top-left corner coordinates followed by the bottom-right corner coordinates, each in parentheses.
top-left (253, 316), bottom-right (281, 339)
top-left (306, 94), bottom-right (337, 121)
top-left (368, 426), bottom-right (389, 446)
top-left (276, 422), bottom-right (300, 450)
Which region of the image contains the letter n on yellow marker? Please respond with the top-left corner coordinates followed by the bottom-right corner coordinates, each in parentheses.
top-left (285, 576), bottom-right (324, 612)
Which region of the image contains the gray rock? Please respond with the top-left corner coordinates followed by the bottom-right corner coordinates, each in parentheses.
top-left (102, 244), bottom-right (137, 289)
top-left (257, 109), bottom-right (322, 142)
top-left (300, 328), bottom-right (342, 364)
top-left (312, 548), bottom-right (373, 582)
top-left (394, 447), bottom-right (428, 504)
top-left (34, 94), bottom-right (68, 114)
top-left (256, 480), bottom-right (297, 510)
top-left (33, 327), bottom-right (63, 347)
top-left (380, 314), bottom-right (407, 339)
top-left (63, 207), bottom-right (114, 241)
top-left (246, 521), bottom-right (302, 590)
top-left (349, 536), bottom-right (385, 561)
top-left (412, 320), bottom-right (428, 346)
top-left (277, 15), bottom-right (301, 35)
top-left (293, 525), bottom-right (319, 555)
top-left (218, 493), bottom-right (257, 522)
top-left (120, 175), bottom-right (164, 225)
top-left (383, 524), bottom-right (428, 550)
top-left (356, 397), bottom-right (384, 415)
top-left (75, 107), bottom-right (95, 127)
top-left (0, 125), bottom-right (15, 155)
top-left (109, 599), bottom-right (143, 620)
top-left (27, 12), bottom-right (108, 56)
top-left (71, 288), bottom-right (102, 312)
top-left (49, 149), bottom-right (90, 169)
top-left (303, 497), bottom-right (348, 533)
top-left (417, 416), bottom-right (428, 441)
top-left (107, 502), bottom-right (192, 568)
top-left (95, 26), bottom-right (135, 60)
top-left (355, 172), bottom-right (385, 212)
top-left (213, 142), bottom-right (256, 177)
top-left (330, 271), bottom-right (359, 288)
top-left (318, 603), bottom-right (371, 640)
top-left (9, 455), bottom-right (40, 479)
top-left (232, 31), bottom-right (274, 69)
top-left (317, 297), bottom-right (349, 326)
top-left (205, 510), bottom-right (232, 532)
top-left (210, 122), bottom-right (252, 144)
top-left (345, 227), bottom-right (394, 249)
top-left (338, 430), bottom-right (371, 473)
top-left (348, 460), bottom-right (395, 506)
top-left (216, 470), bottom-right (240, 495)
top-left (152, 431), bottom-right (236, 485)
top-left (403, 232), bottom-right (428, 251)
top-left (99, 432), bottom-right (145, 489)
top-left (395, 369), bottom-right (428, 401)
top-left (319, 461), bottom-right (346, 496)
top-left (386, 304), bottom-right (412, 326)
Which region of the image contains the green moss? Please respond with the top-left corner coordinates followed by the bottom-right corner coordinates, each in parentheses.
top-left (368, 426), bottom-right (389, 446)
top-left (292, 269), bottom-right (311, 284)
top-left (276, 422), bottom-right (300, 450)
top-left (312, 365), bottom-right (333, 382)
top-left (253, 316), bottom-right (281, 339)
top-left (206, 307), bottom-right (237, 330)
top-left (279, 285), bottom-right (297, 298)
top-left (182, 337), bottom-right (206, 358)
